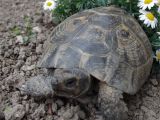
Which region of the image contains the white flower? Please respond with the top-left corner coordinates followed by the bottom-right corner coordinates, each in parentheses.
top-left (157, 32), bottom-right (160, 39)
top-left (157, 32), bottom-right (160, 35)
top-left (138, 0), bottom-right (158, 10)
top-left (43, 0), bottom-right (56, 11)
top-left (139, 10), bottom-right (158, 29)
top-left (158, 6), bottom-right (160, 13)
top-left (153, 49), bottom-right (160, 63)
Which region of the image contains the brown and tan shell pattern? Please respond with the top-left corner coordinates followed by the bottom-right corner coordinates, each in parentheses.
top-left (38, 6), bottom-right (153, 94)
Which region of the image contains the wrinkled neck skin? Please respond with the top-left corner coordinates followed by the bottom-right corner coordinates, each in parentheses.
top-left (76, 78), bottom-right (99, 104)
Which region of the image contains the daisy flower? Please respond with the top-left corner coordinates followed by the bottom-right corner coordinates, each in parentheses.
top-left (153, 49), bottom-right (160, 63)
top-left (139, 10), bottom-right (158, 29)
top-left (43, 0), bottom-right (56, 11)
top-left (138, 0), bottom-right (158, 10)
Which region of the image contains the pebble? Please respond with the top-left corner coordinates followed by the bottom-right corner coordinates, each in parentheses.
top-left (15, 60), bottom-right (24, 68)
top-left (2, 67), bottom-right (10, 74)
top-left (8, 40), bottom-right (13, 46)
top-left (25, 57), bottom-right (32, 65)
top-left (4, 51), bottom-right (10, 58)
top-left (16, 35), bottom-right (24, 44)
top-left (32, 26), bottom-right (42, 33)
top-left (21, 64), bottom-right (36, 71)
top-left (45, 115), bottom-right (53, 120)
top-left (62, 109), bottom-right (74, 119)
top-left (31, 104), bottom-right (45, 119)
top-left (150, 79), bottom-right (158, 86)
top-left (0, 48), bottom-right (4, 55)
top-left (52, 102), bottom-right (58, 112)
top-left (71, 114), bottom-right (79, 120)
top-left (78, 110), bottom-right (86, 119)
top-left (1, 85), bottom-right (5, 90)
top-left (4, 104), bottom-right (25, 120)
top-left (37, 33), bottom-right (46, 44)
top-left (36, 44), bottom-right (43, 54)
top-left (11, 91), bottom-right (20, 105)
top-left (56, 100), bottom-right (64, 107)
top-left (25, 103), bottom-right (30, 113)
top-left (14, 47), bottom-right (20, 54)
top-left (18, 51), bottom-right (26, 60)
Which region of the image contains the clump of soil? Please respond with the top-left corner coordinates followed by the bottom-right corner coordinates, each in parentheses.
top-left (0, 0), bottom-right (160, 120)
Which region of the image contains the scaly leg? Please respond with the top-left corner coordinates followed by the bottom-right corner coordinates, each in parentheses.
top-left (98, 83), bottom-right (128, 120)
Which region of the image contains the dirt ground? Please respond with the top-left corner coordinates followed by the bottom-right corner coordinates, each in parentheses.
top-left (0, 0), bottom-right (160, 120)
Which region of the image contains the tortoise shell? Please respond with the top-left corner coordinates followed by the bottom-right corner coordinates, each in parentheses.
top-left (38, 6), bottom-right (153, 94)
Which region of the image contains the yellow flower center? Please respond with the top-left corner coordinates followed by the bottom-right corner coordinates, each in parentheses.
top-left (47, 2), bottom-right (52, 6)
top-left (156, 51), bottom-right (160, 60)
top-left (146, 13), bottom-right (155, 21)
top-left (144, 0), bottom-right (153, 4)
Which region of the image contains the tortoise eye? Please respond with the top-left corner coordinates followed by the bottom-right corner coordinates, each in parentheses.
top-left (65, 78), bottom-right (76, 87)
top-left (120, 29), bottom-right (130, 38)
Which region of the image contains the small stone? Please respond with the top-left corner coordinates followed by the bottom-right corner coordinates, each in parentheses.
top-left (25, 57), bottom-right (32, 65)
top-left (25, 103), bottom-right (30, 113)
top-left (36, 44), bottom-right (43, 54)
top-left (70, 114), bottom-right (79, 120)
top-left (28, 42), bottom-right (36, 49)
top-left (78, 110), bottom-right (86, 119)
top-left (52, 103), bottom-right (58, 112)
top-left (150, 79), bottom-right (158, 86)
top-left (20, 71), bottom-right (25, 76)
top-left (32, 26), bottom-right (42, 33)
top-left (18, 50), bottom-right (26, 60)
top-left (56, 100), bottom-right (64, 107)
top-left (21, 65), bottom-right (36, 71)
top-left (25, 71), bottom-right (31, 76)
top-left (31, 104), bottom-right (45, 119)
top-left (4, 104), bottom-right (25, 120)
top-left (16, 35), bottom-right (24, 44)
top-left (63, 109), bottom-right (73, 119)
top-left (4, 52), bottom-right (10, 58)
top-left (8, 40), bottom-right (13, 46)
top-left (0, 48), bottom-right (4, 55)
top-left (11, 91), bottom-right (20, 105)
top-left (31, 55), bottom-right (37, 62)
top-left (45, 115), bottom-right (53, 120)
top-left (37, 33), bottom-right (46, 44)
top-left (1, 85), bottom-right (5, 90)
top-left (15, 60), bottom-right (24, 68)
top-left (14, 47), bottom-right (20, 54)
top-left (2, 67), bottom-right (10, 74)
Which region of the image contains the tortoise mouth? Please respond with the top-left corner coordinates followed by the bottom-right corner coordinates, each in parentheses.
top-left (52, 89), bottom-right (88, 99)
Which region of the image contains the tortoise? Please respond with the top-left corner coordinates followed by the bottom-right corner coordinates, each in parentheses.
top-left (20, 6), bottom-right (153, 120)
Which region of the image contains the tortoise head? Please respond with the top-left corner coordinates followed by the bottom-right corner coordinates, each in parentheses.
top-left (20, 69), bottom-right (91, 99)
top-left (51, 69), bottom-right (91, 98)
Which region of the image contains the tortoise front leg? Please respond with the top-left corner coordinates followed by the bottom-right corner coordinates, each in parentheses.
top-left (98, 83), bottom-right (128, 120)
